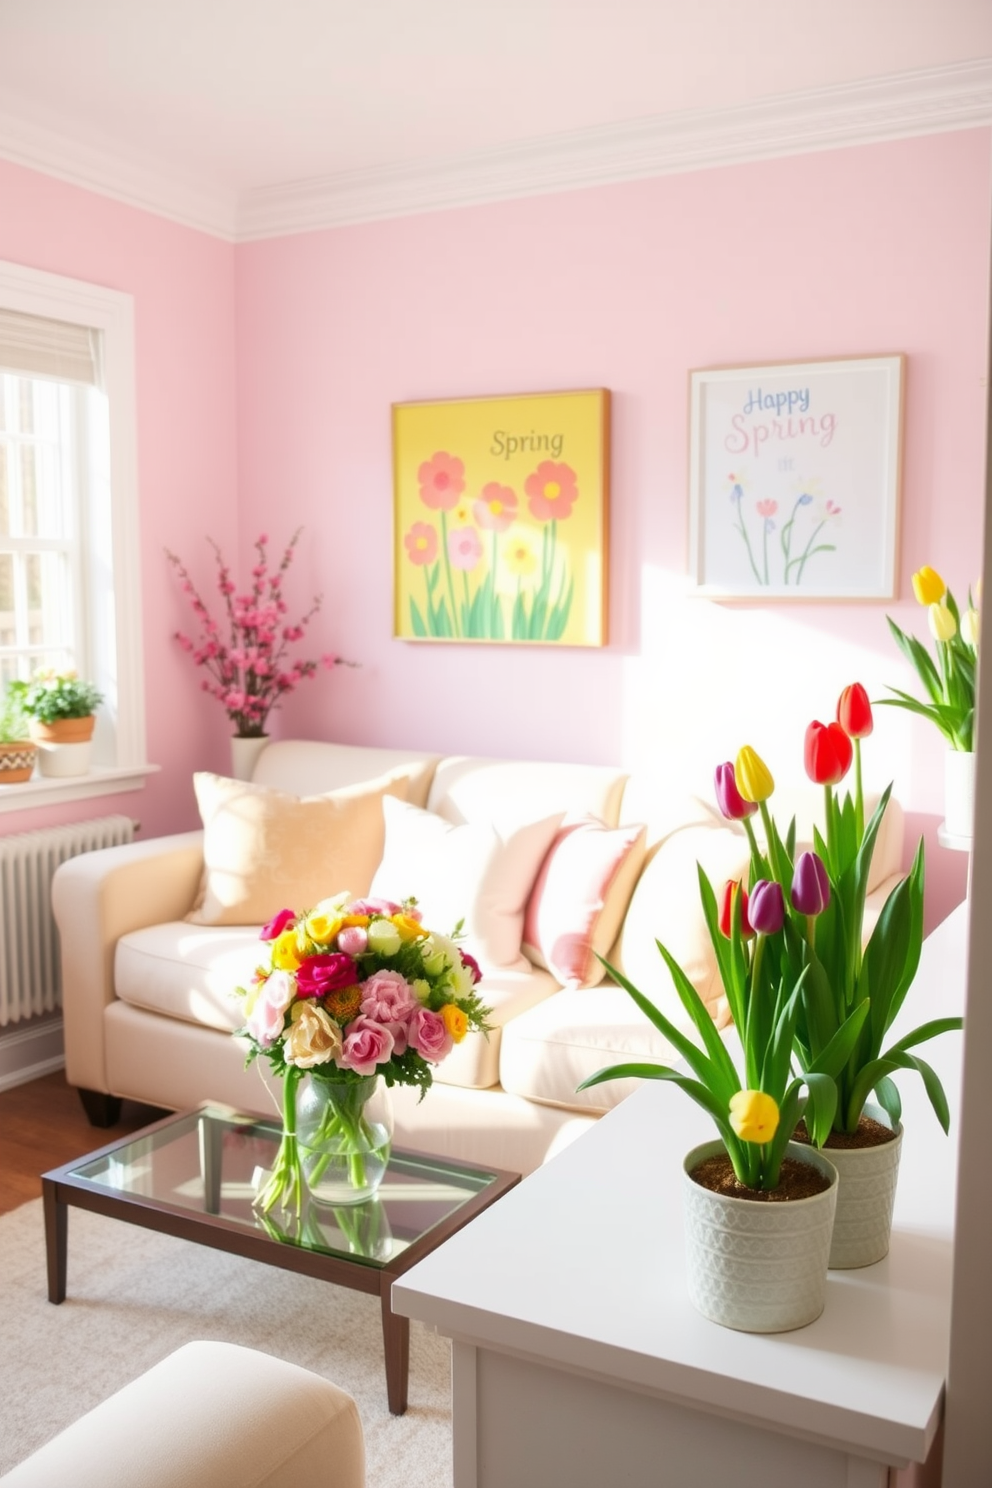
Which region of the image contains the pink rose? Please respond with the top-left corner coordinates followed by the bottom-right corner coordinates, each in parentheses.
top-left (295, 952), bottom-right (358, 999)
top-left (337, 1016), bottom-right (395, 1076)
top-left (245, 970), bottom-right (295, 1048)
top-left (346, 896), bottom-right (406, 917)
top-left (259, 908), bottom-right (296, 942)
top-left (407, 1005), bottom-right (453, 1064)
top-left (361, 970), bottom-right (417, 1023)
top-left (336, 925), bottom-right (368, 956)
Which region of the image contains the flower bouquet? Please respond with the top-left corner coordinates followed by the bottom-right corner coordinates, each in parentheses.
top-left (234, 894), bottom-right (490, 1216)
top-left (167, 529), bottom-right (354, 739)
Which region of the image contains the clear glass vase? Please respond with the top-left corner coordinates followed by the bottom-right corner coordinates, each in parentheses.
top-left (296, 1073), bottom-right (394, 1207)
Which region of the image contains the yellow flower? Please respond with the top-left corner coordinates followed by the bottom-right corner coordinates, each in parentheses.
top-left (961, 607), bottom-right (980, 650)
top-left (441, 1003), bottom-right (469, 1043)
top-left (912, 566), bottom-right (946, 606)
top-left (735, 745), bottom-right (774, 803)
top-left (305, 911), bottom-right (342, 945)
top-left (728, 1090), bottom-right (780, 1144)
top-left (928, 601), bottom-right (957, 643)
top-left (504, 535), bottom-right (538, 577)
top-left (391, 913), bottom-right (427, 943)
top-left (271, 929), bottom-right (302, 971)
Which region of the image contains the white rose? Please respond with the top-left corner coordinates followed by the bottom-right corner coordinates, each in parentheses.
top-left (282, 1002), bottom-right (342, 1068)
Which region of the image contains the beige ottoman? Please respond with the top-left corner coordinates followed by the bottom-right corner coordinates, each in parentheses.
top-left (0, 1341), bottom-right (365, 1487)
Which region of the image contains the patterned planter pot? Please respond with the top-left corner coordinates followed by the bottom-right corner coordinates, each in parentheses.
top-left (682, 1140), bottom-right (838, 1333)
top-left (0, 740), bottom-right (38, 784)
top-left (824, 1104), bottom-right (903, 1270)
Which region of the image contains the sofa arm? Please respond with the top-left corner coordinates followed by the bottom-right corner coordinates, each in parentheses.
top-left (52, 832), bottom-right (205, 1095)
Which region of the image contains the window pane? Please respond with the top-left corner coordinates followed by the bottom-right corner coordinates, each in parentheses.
top-left (17, 378), bottom-right (34, 434)
top-left (0, 443), bottom-right (7, 534)
top-left (0, 552), bottom-right (12, 613)
top-left (25, 551), bottom-right (69, 649)
top-left (21, 444), bottom-right (38, 535)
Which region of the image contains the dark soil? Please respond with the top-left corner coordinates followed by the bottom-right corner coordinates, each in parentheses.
top-left (688, 1153), bottom-right (832, 1202)
top-left (793, 1114), bottom-right (898, 1150)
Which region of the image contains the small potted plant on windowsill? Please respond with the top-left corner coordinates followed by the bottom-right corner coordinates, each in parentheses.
top-left (16, 670), bottom-right (104, 778)
top-left (0, 683), bottom-right (37, 784)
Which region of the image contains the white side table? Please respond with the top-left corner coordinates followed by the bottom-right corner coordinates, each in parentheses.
top-left (394, 906), bottom-right (967, 1488)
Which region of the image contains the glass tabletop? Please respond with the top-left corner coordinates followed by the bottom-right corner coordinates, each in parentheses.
top-left (66, 1104), bottom-right (503, 1269)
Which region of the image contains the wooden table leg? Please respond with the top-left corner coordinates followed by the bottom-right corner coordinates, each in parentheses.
top-left (42, 1178), bottom-right (67, 1304)
top-left (381, 1281), bottom-right (410, 1415)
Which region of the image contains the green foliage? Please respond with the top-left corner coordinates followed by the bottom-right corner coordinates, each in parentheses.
top-left (0, 683), bottom-right (32, 743)
top-left (14, 671), bottom-right (103, 723)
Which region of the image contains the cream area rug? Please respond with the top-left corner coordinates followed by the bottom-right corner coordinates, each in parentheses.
top-left (0, 1199), bottom-right (453, 1484)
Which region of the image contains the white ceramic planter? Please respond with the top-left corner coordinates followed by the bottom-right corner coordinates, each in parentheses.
top-left (682, 1140), bottom-right (838, 1333)
top-left (34, 738), bottom-right (92, 778)
top-left (230, 734), bottom-right (269, 781)
top-left (944, 749), bottom-right (976, 839)
top-left (824, 1103), bottom-right (903, 1270)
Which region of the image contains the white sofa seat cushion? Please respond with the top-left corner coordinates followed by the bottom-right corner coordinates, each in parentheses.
top-left (115, 921), bottom-right (264, 1032)
top-left (431, 962), bottom-right (561, 1089)
top-left (499, 985), bottom-right (686, 1115)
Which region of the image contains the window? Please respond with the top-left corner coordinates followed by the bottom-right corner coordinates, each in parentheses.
top-left (0, 260), bottom-right (149, 808)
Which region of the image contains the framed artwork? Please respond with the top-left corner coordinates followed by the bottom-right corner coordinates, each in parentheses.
top-left (393, 388), bottom-right (610, 645)
top-left (688, 355), bottom-right (904, 600)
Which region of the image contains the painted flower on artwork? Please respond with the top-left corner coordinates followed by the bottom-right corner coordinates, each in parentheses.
top-left (504, 534), bottom-right (538, 577)
top-left (404, 523), bottom-right (438, 565)
top-left (474, 483), bottom-right (518, 532)
top-left (448, 526), bottom-right (483, 570)
top-left (524, 461), bottom-right (579, 522)
top-left (417, 451), bottom-right (465, 510)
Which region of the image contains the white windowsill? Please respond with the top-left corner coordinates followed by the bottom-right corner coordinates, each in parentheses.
top-left (0, 763), bottom-right (160, 815)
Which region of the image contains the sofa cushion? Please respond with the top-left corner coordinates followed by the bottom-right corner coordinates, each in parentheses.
top-left (186, 770), bottom-right (407, 926)
top-left (427, 756), bottom-right (628, 832)
top-left (498, 985), bottom-right (686, 1114)
top-left (116, 921), bottom-right (264, 1032)
top-left (251, 739), bottom-right (440, 808)
top-left (608, 822), bottom-right (752, 1030)
top-left (523, 818), bottom-right (647, 988)
top-left (369, 796), bottom-right (563, 969)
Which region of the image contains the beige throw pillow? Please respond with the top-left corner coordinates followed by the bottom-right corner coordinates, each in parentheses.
top-left (186, 771), bottom-right (408, 927)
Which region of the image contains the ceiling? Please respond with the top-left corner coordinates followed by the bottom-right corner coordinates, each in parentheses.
top-left (0, 0), bottom-right (990, 238)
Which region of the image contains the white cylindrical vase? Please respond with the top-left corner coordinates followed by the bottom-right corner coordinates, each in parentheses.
top-left (230, 734), bottom-right (269, 781)
top-left (944, 749), bottom-right (975, 840)
top-left (824, 1104), bottom-right (903, 1270)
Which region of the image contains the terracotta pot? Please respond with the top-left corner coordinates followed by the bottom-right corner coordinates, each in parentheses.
top-left (29, 715), bottom-right (96, 745)
top-left (29, 715), bottom-right (95, 778)
top-left (0, 740), bottom-right (38, 784)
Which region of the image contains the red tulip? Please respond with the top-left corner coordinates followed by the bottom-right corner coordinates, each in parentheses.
top-left (804, 720), bottom-right (854, 785)
top-left (837, 683), bottom-right (873, 740)
top-left (718, 879), bottom-right (753, 940)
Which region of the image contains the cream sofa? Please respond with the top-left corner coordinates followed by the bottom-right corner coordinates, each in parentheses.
top-left (53, 740), bottom-right (906, 1177)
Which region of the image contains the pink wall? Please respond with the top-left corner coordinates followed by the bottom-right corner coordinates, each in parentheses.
top-left (235, 129), bottom-right (991, 930)
top-left (0, 158), bottom-right (239, 838)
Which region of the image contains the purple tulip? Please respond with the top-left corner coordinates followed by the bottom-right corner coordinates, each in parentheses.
top-left (714, 762), bottom-right (758, 821)
top-left (791, 852), bottom-right (831, 916)
top-left (748, 879), bottom-right (785, 936)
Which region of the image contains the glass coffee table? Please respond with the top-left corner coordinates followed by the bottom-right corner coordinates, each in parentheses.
top-left (42, 1103), bottom-right (520, 1414)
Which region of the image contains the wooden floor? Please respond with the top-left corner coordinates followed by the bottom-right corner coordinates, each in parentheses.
top-left (0, 1070), bottom-right (166, 1216)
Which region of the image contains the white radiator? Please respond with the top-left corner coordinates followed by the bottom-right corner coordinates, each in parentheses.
top-left (0, 815), bottom-right (136, 1026)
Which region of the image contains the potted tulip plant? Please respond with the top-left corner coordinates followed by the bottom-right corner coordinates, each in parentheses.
top-left (580, 870), bottom-right (844, 1333)
top-left (879, 565), bottom-right (979, 838)
top-left (718, 684), bottom-right (963, 1267)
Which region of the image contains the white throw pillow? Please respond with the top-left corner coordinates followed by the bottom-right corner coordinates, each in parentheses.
top-left (370, 797), bottom-right (563, 969)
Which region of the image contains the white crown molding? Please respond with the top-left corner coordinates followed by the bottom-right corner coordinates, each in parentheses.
top-left (238, 59), bottom-right (992, 241)
top-left (0, 60), bottom-right (988, 244)
top-left (0, 95), bottom-right (238, 240)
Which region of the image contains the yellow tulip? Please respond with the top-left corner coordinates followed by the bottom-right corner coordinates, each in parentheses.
top-left (271, 929), bottom-right (302, 971)
top-left (961, 607), bottom-right (981, 649)
top-left (304, 912), bottom-right (342, 945)
top-left (912, 566), bottom-right (946, 606)
top-left (728, 1089), bottom-right (780, 1144)
top-left (928, 601), bottom-right (957, 643)
top-left (735, 745), bottom-right (774, 804)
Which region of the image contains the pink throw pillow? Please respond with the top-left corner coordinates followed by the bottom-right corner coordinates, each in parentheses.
top-left (523, 817), bottom-right (648, 988)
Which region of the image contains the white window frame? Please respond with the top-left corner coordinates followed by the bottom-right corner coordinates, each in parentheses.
top-left (0, 258), bottom-right (154, 811)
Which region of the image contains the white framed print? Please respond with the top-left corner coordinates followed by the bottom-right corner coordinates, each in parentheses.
top-left (688, 355), bottom-right (904, 599)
